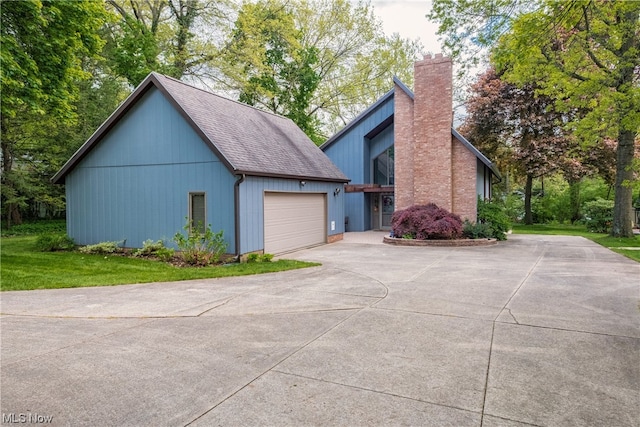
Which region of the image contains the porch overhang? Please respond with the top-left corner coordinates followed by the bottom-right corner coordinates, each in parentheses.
top-left (345, 184), bottom-right (394, 193)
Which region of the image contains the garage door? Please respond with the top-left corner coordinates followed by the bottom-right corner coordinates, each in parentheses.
top-left (264, 192), bottom-right (326, 254)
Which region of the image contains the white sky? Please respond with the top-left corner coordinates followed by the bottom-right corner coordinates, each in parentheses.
top-left (370, 1), bottom-right (443, 55)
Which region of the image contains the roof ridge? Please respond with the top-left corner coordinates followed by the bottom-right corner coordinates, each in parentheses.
top-left (152, 72), bottom-right (292, 122)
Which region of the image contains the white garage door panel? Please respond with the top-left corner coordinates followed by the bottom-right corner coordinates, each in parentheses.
top-left (264, 193), bottom-right (326, 254)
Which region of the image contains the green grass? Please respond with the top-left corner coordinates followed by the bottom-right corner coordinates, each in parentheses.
top-left (512, 223), bottom-right (640, 262)
top-left (1, 236), bottom-right (320, 291)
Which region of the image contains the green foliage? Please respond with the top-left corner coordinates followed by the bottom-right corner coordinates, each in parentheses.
top-left (79, 241), bottom-right (121, 254)
top-left (462, 220), bottom-right (494, 240)
top-left (155, 248), bottom-right (175, 262)
top-left (246, 253), bottom-right (260, 263)
top-left (35, 234), bottom-right (75, 252)
top-left (222, 0), bottom-right (323, 142)
top-left (134, 239), bottom-right (167, 256)
top-left (1, 0), bottom-right (108, 227)
top-left (582, 198), bottom-right (614, 233)
top-left (1, 236), bottom-right (319, 291)
top-left (173, 220), bottom-right (228, 266)
top-left (1, 219), bottom-right (66, 237)
top-left (246, 253), bottom-right (274, 263)
top-left (476, 198), bottom-right (510, 240)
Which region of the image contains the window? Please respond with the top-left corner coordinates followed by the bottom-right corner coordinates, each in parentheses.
top-left (374, 147), bottom-right (394, 185)
top-left (189, 192), bottom-right (206, 233)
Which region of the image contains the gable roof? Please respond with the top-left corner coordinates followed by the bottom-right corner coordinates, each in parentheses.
top-left (320, 77), bottom-right (500, 179)
top-left (53, 72), bottom-right (348, 184)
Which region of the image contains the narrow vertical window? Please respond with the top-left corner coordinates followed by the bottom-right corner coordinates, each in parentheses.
top-left (189, 192), bottom-right (206, 233)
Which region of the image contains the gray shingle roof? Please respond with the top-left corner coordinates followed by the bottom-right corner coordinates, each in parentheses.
top-left (53, 72), bottom-right (348, 184)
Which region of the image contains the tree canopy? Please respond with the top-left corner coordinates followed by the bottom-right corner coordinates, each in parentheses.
top-left (430, 0), bottom-right (639, 237)
top-left (1, 0), bottom-right (107, 226)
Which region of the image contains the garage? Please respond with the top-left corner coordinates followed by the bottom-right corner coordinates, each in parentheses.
top-left (264, 192), bottom-right (327, 254)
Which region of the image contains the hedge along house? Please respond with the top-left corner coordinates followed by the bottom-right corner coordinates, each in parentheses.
top-left (321, 54), bottom-right (500, 232)
top-left (52, 73), bottom-right (348, 256)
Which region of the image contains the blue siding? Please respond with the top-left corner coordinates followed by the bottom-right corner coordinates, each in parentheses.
top-left (66, 87), bottom-right (236, 251)
top-left (322, 96), bottom-right (394, 231)
top-left (238, 177), bottom-right (345, 253)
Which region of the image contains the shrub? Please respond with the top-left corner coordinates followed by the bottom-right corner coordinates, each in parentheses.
top-left (582, 198), bottom-right (614, 233)
top-left (156, 247), bottom-right (175, 262)
top-left (173, 220), bottom-right (228, 266)
top-left (246, 253), bottom-right (274, 263)
top-left (246, 253), bottom-right (260, 263)
top-left (35, 234), bottom-right (75, 252)
top-left (476, 198), bottom-right (510, 241)
top-left (79, 241), bottom-right (121, 254)
top-left (462, 220), bottom-right (493, 240)
top-left (134, 239), bottom-right (167, 256)
top-left (391, 204), bottom-right (463, 240)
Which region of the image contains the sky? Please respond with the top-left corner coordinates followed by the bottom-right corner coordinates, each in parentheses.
top-left (370, 1), bottom-right (443, 55)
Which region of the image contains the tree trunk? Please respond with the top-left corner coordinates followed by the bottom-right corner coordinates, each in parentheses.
top-left (568, 178), bottom-right (581, 224)
top-left (611, 128), bottom-right (635, 237)
top-left (524, 174), bottom-right (533, 225)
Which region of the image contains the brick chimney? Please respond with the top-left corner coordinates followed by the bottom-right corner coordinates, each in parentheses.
top-left (394, 54), bottom-right (454, 211)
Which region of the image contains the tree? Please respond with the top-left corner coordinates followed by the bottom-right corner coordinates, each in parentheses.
top-left (431, 0), bottom-right (639, 237)
top-left (221, 0), bottom-right (323, 142)
top-left (461, 68), bottom-right (573, 224)
top-left (217, 0), bottom-right (422, 141)
top-left (1, 0), bottom-right (106, 227)
top-left (103, 0), bottom-right (229, 85)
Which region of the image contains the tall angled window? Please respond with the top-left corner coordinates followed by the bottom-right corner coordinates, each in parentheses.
top-left (374, 147), bottom-right (394, 185)
top-left (189, 192), bottom-right (206, 233)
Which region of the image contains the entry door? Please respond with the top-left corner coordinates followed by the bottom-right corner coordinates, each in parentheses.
top-left (381, 194), bottom-right (394, 229)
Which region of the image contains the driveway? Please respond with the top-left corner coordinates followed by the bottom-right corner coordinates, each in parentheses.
top-left (1, 233), bottom-right (638, 426)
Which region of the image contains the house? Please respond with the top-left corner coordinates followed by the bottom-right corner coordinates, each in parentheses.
top-left (52, 73), bottom-right (348, 256)
top-left (321, 54), bottom-right (500, 232)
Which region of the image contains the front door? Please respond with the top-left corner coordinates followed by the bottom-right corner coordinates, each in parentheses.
top-left (381, 194), bottom-right (394, 229)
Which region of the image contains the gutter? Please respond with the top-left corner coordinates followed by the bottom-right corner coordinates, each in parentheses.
top-left (233, 173), bottom-right (246, 261)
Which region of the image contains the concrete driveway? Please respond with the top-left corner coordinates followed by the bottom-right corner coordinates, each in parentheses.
top-left (1, 233), bottom-right (638, 426)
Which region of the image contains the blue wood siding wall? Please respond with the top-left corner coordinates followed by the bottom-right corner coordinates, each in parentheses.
top-left (322, 96), bottom-right (394, 231)
top-left (238, 176), bottom-right (345, 253)
top-left (65, 87), bottom-right (236, 251)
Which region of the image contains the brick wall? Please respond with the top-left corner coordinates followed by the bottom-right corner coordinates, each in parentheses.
top-left (452, 137), bottom-right (478, 221)
top-left (394, 83), bottom-right (415, 210)
top-left (394, 53), bottom-right (481, 223)
top-left (413, 54), bottom-right (453, 211)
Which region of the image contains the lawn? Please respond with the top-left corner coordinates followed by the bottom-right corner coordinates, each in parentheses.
top-left (1, 236), bottom-right (320, 291)
top-left (512, 223), bottom-right (640, 262)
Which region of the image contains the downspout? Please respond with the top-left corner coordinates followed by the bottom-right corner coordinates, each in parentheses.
top-left (234, 174), bottom-right (246, 261)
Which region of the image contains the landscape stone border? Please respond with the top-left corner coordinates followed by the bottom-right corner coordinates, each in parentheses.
top-left (383, 236), bottom-right (498, 247)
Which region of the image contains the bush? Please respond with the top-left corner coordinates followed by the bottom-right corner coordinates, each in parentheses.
top-left (246, 253), bottom-right (274, 263)
top-left (35, 234), bottom-right (75, 252)
top-left (79, 241), bottom-right (121, 254)
top-left (173, 220), bottom-right (228, 266)
top-left (582, 198), bottom-right (614, 233)
top-left (134, 239), bottom-right (167, 256)
top-left (391, 204), bottom-right (463, 240)
top-left (156, 247), bottom-right (175, 262)
top-left (462, 220), bottom-right (494, 240)
top-left (476, 198), bottom-right (510, 241)
top-left (2, 219), bottom-right (66, 237)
